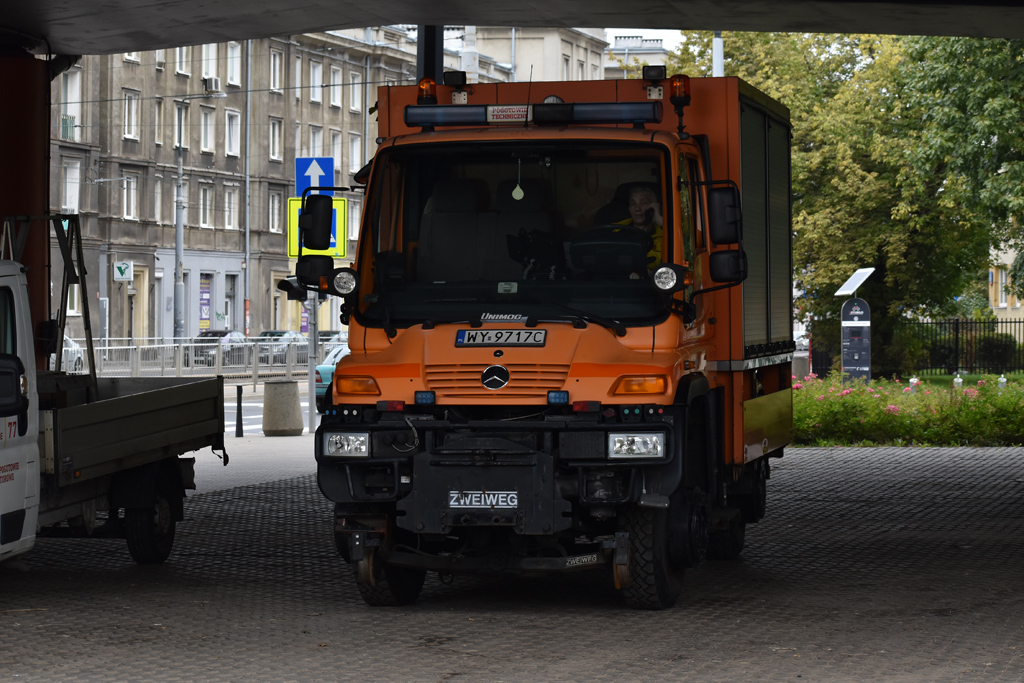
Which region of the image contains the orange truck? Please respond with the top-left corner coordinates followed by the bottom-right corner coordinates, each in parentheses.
top-left (295, 68), bottom-right (794, 609)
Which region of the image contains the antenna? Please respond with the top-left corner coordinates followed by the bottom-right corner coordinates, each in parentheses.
top-left (524, 65), bottom-right (533, 128)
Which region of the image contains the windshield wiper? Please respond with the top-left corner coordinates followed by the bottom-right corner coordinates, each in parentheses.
top-left (515, 296), bottom-right (626, 337)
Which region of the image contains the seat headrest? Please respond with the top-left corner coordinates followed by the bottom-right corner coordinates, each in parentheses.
top-left (430, 178), bottom-right (482, 212)
top-left (496, 178), bottom-right (547, 213)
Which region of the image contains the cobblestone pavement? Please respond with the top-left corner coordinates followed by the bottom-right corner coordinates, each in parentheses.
top-left (2, 447), bottom-right (1022, 682)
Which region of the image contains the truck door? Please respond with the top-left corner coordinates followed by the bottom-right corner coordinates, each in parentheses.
top-left (0, 265), bottom-right (39, 561)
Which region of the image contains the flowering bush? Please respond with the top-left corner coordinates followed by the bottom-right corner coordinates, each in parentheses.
top-left (793, 375), bottom-right (1024, 446)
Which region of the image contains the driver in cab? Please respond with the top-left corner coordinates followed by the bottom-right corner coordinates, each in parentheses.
top-left (617, 184), bottom-right (663, 271)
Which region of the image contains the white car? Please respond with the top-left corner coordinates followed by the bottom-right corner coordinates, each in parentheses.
top-left (49, 335), bottom-right (84, 373)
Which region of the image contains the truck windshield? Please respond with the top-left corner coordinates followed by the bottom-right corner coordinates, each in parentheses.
top-left (359, 140), bottom-right (673, 329)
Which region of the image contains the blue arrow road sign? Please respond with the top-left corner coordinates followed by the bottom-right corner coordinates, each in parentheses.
top-left (295, 157), bottom-right (335, 197)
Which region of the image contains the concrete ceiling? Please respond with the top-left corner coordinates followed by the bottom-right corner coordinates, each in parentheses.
top-left (3, 1), bottom-right (1024, 57)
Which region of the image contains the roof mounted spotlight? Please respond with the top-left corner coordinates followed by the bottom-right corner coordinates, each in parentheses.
top-left (642, 65), bottom-right (667, 82)
top-left (442, 71), bottom-right (467, 87)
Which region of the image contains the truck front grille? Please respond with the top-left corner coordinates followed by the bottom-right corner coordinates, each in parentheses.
top-left (425, 363), bottom-right (570, 399)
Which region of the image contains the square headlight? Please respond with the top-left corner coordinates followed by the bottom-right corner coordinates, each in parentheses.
top-left (608, 433), bottom-right (665, 459)
top-left (323, 432), bottom-right (370, 458)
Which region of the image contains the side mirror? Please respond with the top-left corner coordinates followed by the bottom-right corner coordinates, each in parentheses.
top-left (298, 194), bottom-right (334, 251)
top-left (709, 250), bottom-right (747, 283)
top-left (709, 186), bottom-right (742, 245)
top-left (0, 353), bottom-right (28, 418)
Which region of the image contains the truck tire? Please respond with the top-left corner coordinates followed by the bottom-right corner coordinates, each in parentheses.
top-left (619, 506), bottom-right (684, 610)
top-left (124, 491), bottom-right (176, 564)
top-left (354, 548), bottom-right (425, 607)
top-left (707, 520), bottom-right (746, 560)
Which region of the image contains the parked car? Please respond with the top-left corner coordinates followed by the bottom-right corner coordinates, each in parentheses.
top-left (189, 330), bottom-right (249, 367)
top-left (315, 343), bottom-right (350, 411)
top-left (48, 335), bottom-right (84, 373)
top-left (256, 330), bottom-right (308, 364)
top-left (794, 333), bottom-right (810, 351)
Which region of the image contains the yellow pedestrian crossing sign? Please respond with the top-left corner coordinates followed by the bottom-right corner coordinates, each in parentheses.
top-left (287, 196), bottom-right (347, 258)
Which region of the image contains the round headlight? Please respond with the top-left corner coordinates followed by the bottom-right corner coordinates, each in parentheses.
top-left (653, 266), bottom-right (677, 291)
top-left (333, 271), bottom-right (357, 295)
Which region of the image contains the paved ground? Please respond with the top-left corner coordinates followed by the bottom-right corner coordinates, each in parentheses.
top-left (2, 440), bottom-right (1022, 682)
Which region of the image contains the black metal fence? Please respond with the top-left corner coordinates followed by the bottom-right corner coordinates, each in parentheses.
top-left (901, 318), bottom-right (1024, 375)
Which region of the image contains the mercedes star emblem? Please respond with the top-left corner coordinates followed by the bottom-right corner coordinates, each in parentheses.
top-left (481, 365), bottom-right (510, 390)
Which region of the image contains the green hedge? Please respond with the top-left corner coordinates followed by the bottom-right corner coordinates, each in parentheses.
top-left (793, 373), bottom-right (1024, 446)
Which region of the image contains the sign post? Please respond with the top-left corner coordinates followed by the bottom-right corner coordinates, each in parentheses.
top-left (840, 298), bottom-right (871, 381)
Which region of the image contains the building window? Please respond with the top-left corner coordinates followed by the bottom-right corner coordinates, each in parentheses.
top-left (310, 126), bottom-right (322, 157)
top-left (176, 46), bottom-right (191, 75)
top-left (200, 107), bottom-right (214, 152)
top-left (269, 190), bottom-right (283, 233)
top-left (68, 284), bottom-right (82, 316)
top-left (563, 56), bottom-right (570, 80)
top-left (347, 198), bottom-right (361, 241)
top-left (154, 99), bottom-right (164, 145)
top-left (269, 118), bottom-right (282, 160)
top-left (227, 42), bottom-right (241, 85)
top-left (174, 102), bottom-right (189, 149)
top-left (202, 44), bottom-right (217, 79)
top-left (199, 185), bottom-right (214, 227)
top-left (61, 158), bottom-right (81, 213)
top-left (60, 69), bottom-right (82, 142)
top-left (592, 63), bottom-right (598, 79)
top-left (155, 49), bottom-right (165, 69)
top-left (294, 55), bottom-right (301, 100)
top-left (331, 130), bottom-right (342, 184)
top-left (349, 133), bottom-right (362, 173)
top-left (1000, 268), bottom-right (1008, 306)
top-left (349, 71), bottom-right (361, 112)
top-left (225, 188), bottom-right (238, 229)
top-left (270, 50), bottom-right (283, 91)
top-left (226, 110), bottom-right (240, 156)
top-left (124, 51), bottom-right (140, 62)
top-left (578, 60), bottom-right (584, 80)
top-left (310, 61), bottom-right (322, 103)
top-left (123, 173), bottom-right (139, 220)
top-left (154, 177), bottom-right (163, 224)
top-left (123, 90), bottom-right (140, 140)
top-left (330, 66), bottom-right (342, 107)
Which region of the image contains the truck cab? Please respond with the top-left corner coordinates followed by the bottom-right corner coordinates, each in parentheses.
top-left (301, 71), bottom-right (794, 609)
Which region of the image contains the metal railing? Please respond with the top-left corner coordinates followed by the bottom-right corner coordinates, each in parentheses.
top-left (60, 114), bottom-right (77, 141)
top-left (902, 318), bottom-right (1024, 375)
top-left (60, 340), bottom-right (348, 383)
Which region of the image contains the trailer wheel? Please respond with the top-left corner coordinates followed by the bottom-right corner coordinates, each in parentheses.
top-left (707, 520), bottom-right (746, 560)
top-left (124, 491), bottom-right (177, 564)
top-left (619, 506), bottom-right (683, 610)
top-left (353, 548), bottom-right (425, 607)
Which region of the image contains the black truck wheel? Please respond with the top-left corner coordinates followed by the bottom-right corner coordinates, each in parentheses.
top-left (619, 506), bottom-right (684, 610)
top-left (707, 520), bottom-right (746, 560)
top-left (124, 491), bottom-right (176, 564)
top-left (354, 548), bottom-right (426, 607)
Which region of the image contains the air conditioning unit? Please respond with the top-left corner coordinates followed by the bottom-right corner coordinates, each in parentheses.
top-left (203, 76), bottom-right (222, 92)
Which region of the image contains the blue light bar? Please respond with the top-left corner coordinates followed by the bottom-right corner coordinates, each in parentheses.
top-left (414, 391), bottom-right (437, 405)
top-left (404, 102), bottom-right (663, 129)
top-left (533, 102), bottom-right (662, 125)
top-left (547, 391), bottom-right (570, 405)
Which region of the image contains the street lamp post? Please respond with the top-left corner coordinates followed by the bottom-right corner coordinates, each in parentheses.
top-left (172, 91), bottom-right (225, 342)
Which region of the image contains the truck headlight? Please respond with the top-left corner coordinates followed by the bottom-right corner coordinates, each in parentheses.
top-left (324, 432), bottom-right (370, 457)
top-left (608, 433), bottom-right (664, 459)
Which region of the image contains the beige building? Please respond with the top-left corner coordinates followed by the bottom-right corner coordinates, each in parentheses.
top-left (604, 35), bottom-right (673, 79)
top-left (989, 249), bottom-right (1022, 319)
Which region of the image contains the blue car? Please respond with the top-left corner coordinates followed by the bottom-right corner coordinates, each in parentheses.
top-left (315, 343), bottom-right (350, 412)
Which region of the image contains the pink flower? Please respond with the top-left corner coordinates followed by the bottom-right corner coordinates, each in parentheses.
top-left (978, 380), bottom-right (986, 386)
top-left (867, 387), bottom-right (875, 393)
top-left (808, 373), bottom-right (818, 379)
top-left (793, 383), bottom-right (803, 390)
top-left (885, 404), bottom-right (899, 415)
top-left (964, 388), bottom-right (978, 398)
top-left (841, 389), bottom-right (852, 396)
top-left (792, 375), bottom-right (797, 380)
top-left (903, 387), bottom-right (911, 393)
top-left (874, 394), bottom-right (883, 399)
top-left (817, 395), bottom-right (825, 401)
top-left (925, 390), bottom-right (931, 394)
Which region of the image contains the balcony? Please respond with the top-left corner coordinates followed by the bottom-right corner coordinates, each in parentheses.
top-left (60, 114), bottom-right (79, 142)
